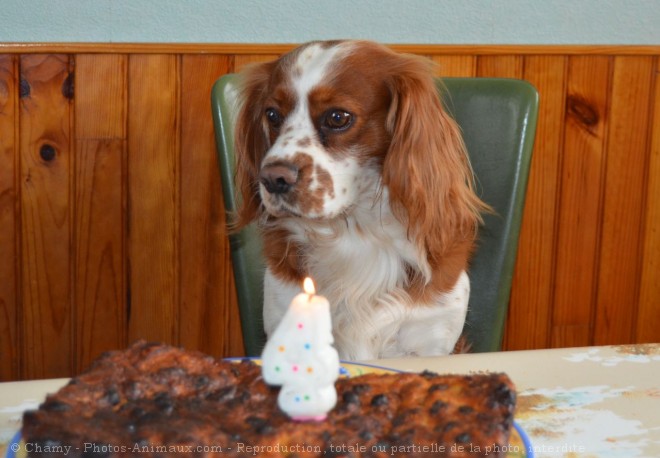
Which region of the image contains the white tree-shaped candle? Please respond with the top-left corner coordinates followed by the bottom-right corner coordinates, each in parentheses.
top-left (261, 277), bottom-right (340, 421)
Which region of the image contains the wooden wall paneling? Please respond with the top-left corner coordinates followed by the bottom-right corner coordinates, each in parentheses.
top-left (551, 56), bottom-right (611, 347)
top-left (431, 55), bottom-right (477, 77)
top-left (233, 54), bottom-right (279, 73)
top-left (476, 55), bottom-right (524, 78)
top-left (594, 56), bottom-right (655, 344)
top-left (3, 43), bottom-right (660, 57)
top-left (0, 55), bottom-right (19, 380)
top-left (179, 54), bottom-right (244, 357)
top-left (506, 56), bottom-right (568, 350)
top-left (73, 54), bottom-right (128, 371)
top-left (127, 55), bottom-right (180, 344)
top-left (637, 57), bottom-right (660, 343)
top-left (19, 54), bottom-right (73, 378)
top-left (0, 44), bottom-right (658, 381)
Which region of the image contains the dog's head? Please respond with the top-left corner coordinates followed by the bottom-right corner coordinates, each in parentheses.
top-left (233, 40), bottom-right (485, 258)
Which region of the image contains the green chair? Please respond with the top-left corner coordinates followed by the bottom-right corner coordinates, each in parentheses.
top-left (212, 74), bottom-right (538, 357)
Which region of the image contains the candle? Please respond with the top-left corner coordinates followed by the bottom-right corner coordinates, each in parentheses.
top-left (261, 277), bottom-right (340, 421)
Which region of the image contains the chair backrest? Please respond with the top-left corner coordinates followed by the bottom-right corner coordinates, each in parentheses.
top-left (212, 74), bottom-right (538, 356)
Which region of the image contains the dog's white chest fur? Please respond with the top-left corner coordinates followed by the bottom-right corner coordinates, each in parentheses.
top-left (262, 186), bottom-right (469, 361)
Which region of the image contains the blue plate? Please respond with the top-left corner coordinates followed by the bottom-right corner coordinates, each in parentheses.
top-left (6, 431), bottom-right (20, 458)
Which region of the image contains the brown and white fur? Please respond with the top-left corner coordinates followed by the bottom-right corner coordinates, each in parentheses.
top-left (231, 40), bottom-right (487, 360)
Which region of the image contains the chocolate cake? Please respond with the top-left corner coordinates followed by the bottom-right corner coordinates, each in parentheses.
top-left (22, 341), bottom-right (516, 457)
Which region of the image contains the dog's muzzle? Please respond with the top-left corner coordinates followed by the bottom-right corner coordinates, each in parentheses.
top-left (260, 163), bottom-right (299, 195)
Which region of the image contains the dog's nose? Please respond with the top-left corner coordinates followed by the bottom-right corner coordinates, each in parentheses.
top-left (260, 163), bottom-right (299, 194)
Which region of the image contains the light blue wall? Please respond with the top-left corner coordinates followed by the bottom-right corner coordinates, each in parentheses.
top-left (1, 0), bottom-right (658, 45)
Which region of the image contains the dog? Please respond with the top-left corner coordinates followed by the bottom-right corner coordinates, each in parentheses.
top-left (231, 40), bottom-right (487, 360)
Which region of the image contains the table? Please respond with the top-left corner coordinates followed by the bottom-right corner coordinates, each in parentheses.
top-left (1, 344), bottom-right (658, 457)
top-left (365, 344), bottom-right (660, 457)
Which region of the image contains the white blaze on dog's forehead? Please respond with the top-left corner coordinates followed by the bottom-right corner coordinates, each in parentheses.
top-left (291, 42), bottom-right (347, 97)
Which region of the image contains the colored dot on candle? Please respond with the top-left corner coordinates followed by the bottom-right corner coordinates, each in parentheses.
top-left (307, 366), bottom-right (313, 374)
top-left (292, 365), bottom-right (299, 372)
top-left (304, 395), bottom-right (310, 401)
top-left (274, 366), bottom-right (280, 372)
top-left (278, 345), bottom-right (285, 352)
top-left (295, 396), bottom-right (301, 403)
top-left (304, 343), bottom-right (311, 350)
top-left (297, 323), bottom-right (304, 329)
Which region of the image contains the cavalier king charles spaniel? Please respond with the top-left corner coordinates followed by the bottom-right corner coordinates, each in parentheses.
top-left (232, 40), bottom-right (488, 360)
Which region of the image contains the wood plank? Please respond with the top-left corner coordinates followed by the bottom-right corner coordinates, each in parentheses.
top-left (233, 54), bottom-right (279, 73)
top-left (2, 43), bottom-right (659, 57)
top-left (179, 54), bottom-right (244, 357)
top-left (73, 54), bottom-right (128, 371)
top-left (431, 55), bottom-right (476, 77)
top-left (637, 57), bottom-right (660, 343)
top-left (126, 54), bottom-right (179, 344)
top-left (594, 56), bottom-right (654, 345)
top-left (19, 54), bottom-right (73, 378)
top-left (551, 56), bottom-right (611, 347)
top-left (505, 56), bottom-right (567, 350)
top-left (0, 55), bottom-right (19, 380)
top-left (75, 54), bottom-right (126, 139)
top-left (476, 55), bottom-right (524, 78)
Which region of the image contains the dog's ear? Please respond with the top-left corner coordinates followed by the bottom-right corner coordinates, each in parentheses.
top-left (383, 55), bottom-right (486, 268)
top-left (232, 61), bottom-right (274, 231)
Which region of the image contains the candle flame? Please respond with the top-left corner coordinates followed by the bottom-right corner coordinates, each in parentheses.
top-left (303, 277), bottom-right (316, 295)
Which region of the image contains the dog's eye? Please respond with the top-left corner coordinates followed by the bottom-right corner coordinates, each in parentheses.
top-left (265, 108), bottom-right (283, 129)
top-left (324, 109), bottom-right (353, 130)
